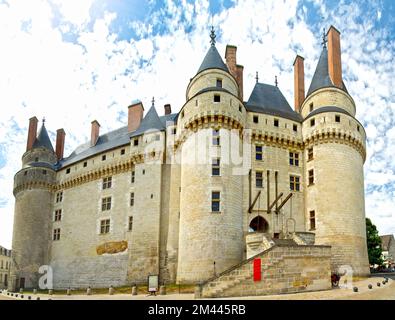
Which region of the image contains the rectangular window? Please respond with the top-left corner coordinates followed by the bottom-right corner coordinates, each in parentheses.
top-left (121, 149), bottom-right (125, 155)
top-left (212, 129), bottom-right (220, 146)
top-left (290, 176), bottom-right (300, 191)
top-left (239, 105), bottom-right (242, 112)
top-left (308, 169), bottom-right (314, 185)
top-left (53, 228), bottom-right (61, 241)
top-left (308, 148), bottom-right (314, 161)
top-left (54, 209), bottom-right (62, 222)
top-left (83, 161), bottom-right (87, 167)
top-left (56, 191), bottom-right (63, 203)
top-left (212, 158), bottom-right (220, 176)
top-left (102, 176), bottom-right (112, 190)
top-left (289, 152), bottom-right (299, 166)
top-left (256, 171), bottom-right (263, 188)
top-left (255, 145), bottom-right (263, 161)
top-left (216, 79), bottom-right (222, 88)
top-left (155, 135), bottom-right (160, 141)
top-left (102, 155), bottom-right (106, 161)
top-left (293, 124), bottom-right (297, 132)
top-left (310, 118), bottom-right (315, 127)
top-left (214, 94), bottom-right (221, 102)
top-left (133, 139), bottom-right (139, 146)
top-left (310, 210), bottom-right (316, 230)
top-left (130, 192), bottom-right (134, 207)
top-left (335, 115), bottom-right (341, 123)
top-left (253, 115), bottom-right (259, 123)
top-left (66, 168), bottom-right (70, 174)
top-left (100, 219), bottom-right (110, 234)
top-left (309, 103), bottom-right (314, 112)
top-left (211, 191), bottom-right (220, 212)
top-left (101, 197), bottom-right (112, 211)
top-left (131, 171), bottom-right (135, 183)
top-left (172, 128), bottom-right (177, 135)
top-left (128, 216), bottom-right (133, 231)
top-left (274, 119), bottom-right (279, 127)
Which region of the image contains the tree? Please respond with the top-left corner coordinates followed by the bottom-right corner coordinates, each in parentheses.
top-left (366, 218), bottom-right (383, 267)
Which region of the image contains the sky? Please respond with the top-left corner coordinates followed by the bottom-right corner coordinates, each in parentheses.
top-left (0, 0), bottom-right (395, 248)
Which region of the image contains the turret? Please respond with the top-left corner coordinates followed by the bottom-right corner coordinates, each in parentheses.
top-left (176, 28), bottom-right (246, 283)
top-left (10, 118), bottom-right (57, 290)
top-left (300, 27), bottom-right (369, 276)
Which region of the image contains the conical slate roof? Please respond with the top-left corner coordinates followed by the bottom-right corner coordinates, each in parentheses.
top-left (131, 105), bottom-right (165, 137)
top-left (307, 47), bottom-right (348, 96)
top-left (246, 83), bottom-right (302, 122)
top-left (32, 123), bottom-right (54, 152)
top-left (197, 45), bottom-right (229, 74)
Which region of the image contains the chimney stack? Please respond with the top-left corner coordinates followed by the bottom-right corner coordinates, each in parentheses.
top-left (164, 104), bottom-right (172, 115)
top-left (91, 120), bottom-right (100, 147)
top-left (26, 116), bottom-right (38, 151)
top-left (293, 55), bottom-right (305, 112)
top-left (327, 26), bottom-right (342, 88)
top-left (56, 129), bottom-right (66, 160)
top-left (128, 101), bottom-right (144, 132)
top-left (225, 45), bottom-right (244, 100)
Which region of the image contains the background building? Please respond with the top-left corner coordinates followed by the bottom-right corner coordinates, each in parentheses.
top-left (0, 246), bottom-right (11, 289)
top-left (380, 234), bottom-right (395, 268)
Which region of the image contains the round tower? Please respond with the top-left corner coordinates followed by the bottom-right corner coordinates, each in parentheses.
top-left (176, 30), bottom-right (246, 283)
top-left (301, 26), bottom-right (369, 276)
top-left (10, 117), bottom-right (57, 290)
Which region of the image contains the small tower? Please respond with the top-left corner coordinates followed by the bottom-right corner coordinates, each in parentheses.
top-left (176, 28), bottom-right (246, 283)
top-left (300, 26), bottom-right (370, 276)
top-left (10, 117), bottom-right (58, 290)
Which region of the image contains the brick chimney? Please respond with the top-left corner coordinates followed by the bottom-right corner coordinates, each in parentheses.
top-left (327, 26), bottom-right (342, 88)
top-left (164, 104), bottom-right (172, 115)
top-left (55, 129), bottom-right (66, 160)
top-left (225, 45), bottom-right (244, 100)
top-left (91, 120), bottom-right (100, 147)
top-left (293, 55), bottom-right (305, 112)
top-left (26, 116), bottom-right (38, 151)
top-left (128, 101), bottom-right (144, 132)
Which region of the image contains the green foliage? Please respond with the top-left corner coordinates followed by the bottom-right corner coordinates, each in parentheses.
top-left (366, 218), bottom-right (383, 266)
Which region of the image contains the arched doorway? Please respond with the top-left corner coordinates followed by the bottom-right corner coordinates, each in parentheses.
top-left (249, 216), bottom-right (269, 233)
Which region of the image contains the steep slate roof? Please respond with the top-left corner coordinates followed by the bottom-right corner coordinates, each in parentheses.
top-left (245, 83), bottom-right (303, 122)
top-left (58, 109), bottom-right (176, 169)
top-left (131, 105), bottom-right (165, 137)
top-left (197, 45), bottom-right (229, 74)
top-left (380, 235), bottom-right (394, 251)
top-left (32, 124), bottom-right (54, 152)
top-left (307, 47), bottom-right (348, 96)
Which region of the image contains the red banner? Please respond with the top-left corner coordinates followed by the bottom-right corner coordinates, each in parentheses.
top-left (253, 258), bottom-right (261, 281)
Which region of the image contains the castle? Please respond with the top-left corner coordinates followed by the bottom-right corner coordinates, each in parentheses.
top-left (9, 26), bottom-right (370, 293)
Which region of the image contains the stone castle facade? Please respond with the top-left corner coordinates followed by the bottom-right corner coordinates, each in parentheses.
top-left (9, 26), bottom-right (370, 291)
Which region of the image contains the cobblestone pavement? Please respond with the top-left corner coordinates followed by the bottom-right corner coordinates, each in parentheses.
top-left (1, 276), bottom-right (393, 300)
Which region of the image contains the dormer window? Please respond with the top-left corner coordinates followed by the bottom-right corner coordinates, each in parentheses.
top-left (216, 79), bottom-right (222, 88)
top-left (214, 94), bottom-right (221, 103)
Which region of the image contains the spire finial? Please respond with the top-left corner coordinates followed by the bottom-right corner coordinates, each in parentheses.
top-left (275, 76), bottom-right (278, 87)
top-left (42, 117), bottom-right (46, 125)
top-left (255, 72), bottom-right (259, 83)
top-left (322, 27), bottom-right (327, 48)
top-left (210, 25), bottom-right (216, 46)
top-left (151, 96), bottom-right (155, 107)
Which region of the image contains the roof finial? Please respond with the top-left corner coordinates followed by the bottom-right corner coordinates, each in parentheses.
top-left (275, 75), bottom-right (278, 87)
top-left (210, 25), bottom-right (216, 46)
top-left (255, 72), bottom-right (259, 83)
top-left (42, 117), bottom-right (46, 125)
top-left (321, 27), bottom-right (327, 48)
top-left (151, 96), bottom-right (155, 107)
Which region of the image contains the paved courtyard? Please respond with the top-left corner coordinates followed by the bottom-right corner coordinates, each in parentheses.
top-left (1, 275), bottom-right (394, 301)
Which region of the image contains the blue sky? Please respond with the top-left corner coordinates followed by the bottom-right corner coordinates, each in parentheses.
top-left (0, 0), bottom-right (395, 248)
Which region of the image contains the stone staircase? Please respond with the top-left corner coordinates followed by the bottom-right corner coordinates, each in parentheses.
top-left (198, 243), bottom-right (332, 298)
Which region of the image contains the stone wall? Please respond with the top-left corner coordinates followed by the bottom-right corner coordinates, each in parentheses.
top-left (200, 244), bottom-right (332, 298)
